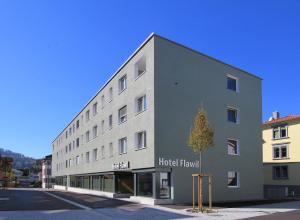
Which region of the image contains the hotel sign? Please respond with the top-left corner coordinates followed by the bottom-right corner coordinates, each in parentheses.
top-left (112, 161), bottom-right (130, 170)
top-left (158, 157), bottom-right (199, 168)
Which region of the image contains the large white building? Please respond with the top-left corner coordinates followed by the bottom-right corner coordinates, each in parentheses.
top-left (52, 33), bottom-right (263, 204)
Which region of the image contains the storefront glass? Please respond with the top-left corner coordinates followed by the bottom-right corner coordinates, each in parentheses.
top-left (137, 172), bottom-right (153, 197)
top-left (159, 172), bottom-right (170, 199)
top-left (103, 174), bottom-right (113, 192)
top-left (92, 175), bottom-right (101, 190)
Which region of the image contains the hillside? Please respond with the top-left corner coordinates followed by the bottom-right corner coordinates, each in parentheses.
top-left (0, 148), bottom-right (40, 170)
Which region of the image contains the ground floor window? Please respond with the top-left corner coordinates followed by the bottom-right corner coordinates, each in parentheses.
top-left (137, 172), bottom-right (153, 197)
top-left (92, 175), bottom-right (101, 190)
top-left (159, 172), bottom-right (171, 199)
top-left (103, 174), bottom-right (114, 192)
top-left (55, 176), bottom-right (67, 186)
top-left (273, 166), bottom-right (288, 179)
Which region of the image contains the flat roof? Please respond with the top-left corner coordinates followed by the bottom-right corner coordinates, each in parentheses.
top-left (53, 33), bottom-right (262, 143)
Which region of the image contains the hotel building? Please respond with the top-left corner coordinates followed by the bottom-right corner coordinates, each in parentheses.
top-left (263, 112), bottom-right (300, 198)
top-left (52, 33), bottom-right (263, 204)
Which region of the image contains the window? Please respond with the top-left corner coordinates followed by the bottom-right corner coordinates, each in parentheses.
top-left (86, 110), bottom-right (90, 122)
top-left (227, 107), bottom-right (239, 123)
top-left (109, 114), bottom-right (113, 129)
top-left (101, 120), bottom-right (105, 134)
top-left (85, 130), bottom-right (90, 143)
top-left (137, 173), bottom-right (152, 197)
top-left (76, 156), bottom-right (80, 165)
top-left (109, 143), bottom-right (113, 157)
top-left (69, 127), bottom-right (72, 136)
top-left (118, 75), bottom-right (127, 92)
top-left (119, 137), bottom-right (127, 154)
top-left (92, 148), bottom-right (98, 161)
top-left (135, 58), bottom-right (146, 78)
top-left (227, 139), bottom-right (239, 155)
top-left (69, 143), bottom-right (71, 151)
top-left (92, 125), bottom-right (98, 139)
top-left (86, 152), bottom-right (90, 163)
top-left (76, 138), bottom-right (80, 147)
top-left (73, 124), bottom-right (75, 133)
top-left (159, 172), bottom-right (171, 199)
top-left (101, 95), bottom-right (105, 108)
top-left (76, 120), bottom-right (80, 129)
top-left (227, 75), bottom-right (238, 92)
top-left (73, 140), bottom-right (75, 150)
top-left (118, 105), bottom-right (127, 124)
top-left (109, 87), bottom-right (113, 102)
top-left (136, 131), bottom-right (146, 149)
top-left (65, 160), bottom-right (68, 168)
top-left (228, 171), bottom-right (239, 187)
top-left (273, 166), bottom-right (288, 179)
top-left (65, 146), bottom-right (68, 153)
top-left (69, 159), bottom-right (72, 167)
top-left (136, 95), bottom-right (147, 113)
top-left (101, 145), bottom-right (105, 158)
top-left (66, 130), bottom-right (68, 139)
top-left (273, 125), bottom-right (288, 139)
top-left (93, 102), bottom-right (98, 116)
top-left (273, 145), bottom-right (288, 159)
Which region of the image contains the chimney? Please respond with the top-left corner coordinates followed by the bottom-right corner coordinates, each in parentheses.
top-left (272, 111), bottom-right (280, 120)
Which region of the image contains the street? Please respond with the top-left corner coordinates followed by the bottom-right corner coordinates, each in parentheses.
top-left (1, 188), bottom-right (300, 220)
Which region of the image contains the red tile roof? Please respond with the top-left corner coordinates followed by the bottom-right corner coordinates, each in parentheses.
top-left (264, 115), bottom-right (300, 125)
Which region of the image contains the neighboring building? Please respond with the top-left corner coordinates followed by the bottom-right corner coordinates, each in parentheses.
top-left (263, 112), bottom-right (300, 198)
top-left (41, 155), bottom-right (54, 188)
top-left (52, 33), bottom-right (263, 204)
top-left (0, 155), bottom-right (13, 187)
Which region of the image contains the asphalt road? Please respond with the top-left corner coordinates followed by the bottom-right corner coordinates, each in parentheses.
top-left (0, 188), bottom-right (79, 211)
top-left (2, 188), bottom-right (300, 220)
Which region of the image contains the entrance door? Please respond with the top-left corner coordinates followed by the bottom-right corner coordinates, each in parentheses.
top-left (115, 172), bottom-right (134, 194)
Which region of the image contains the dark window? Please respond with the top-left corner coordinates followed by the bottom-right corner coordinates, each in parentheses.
top-left (228, 108), bottom-right (238, 123)
top-left (273, 166), bottom-right (288, 179)
top-left (137, 173), bottom-right (153, 197)
top-left (227, 76), bottom-right (237, 91)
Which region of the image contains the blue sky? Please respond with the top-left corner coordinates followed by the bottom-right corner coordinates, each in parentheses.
top-left (0, 0), bottom-right (299, 158)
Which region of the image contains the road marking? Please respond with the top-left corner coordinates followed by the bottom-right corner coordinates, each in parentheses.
top-left (0, 197), bottom-right (9, 201)
top-left (43, 191), bottom-right (91, 210)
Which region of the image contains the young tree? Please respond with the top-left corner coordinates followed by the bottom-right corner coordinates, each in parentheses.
top-left (188, 108), bottom-right (214, 173)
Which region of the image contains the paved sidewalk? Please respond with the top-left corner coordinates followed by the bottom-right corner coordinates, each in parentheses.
top-left (2, 188), bottom-right (300, 219)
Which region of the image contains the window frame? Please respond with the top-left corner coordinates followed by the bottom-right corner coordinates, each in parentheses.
top-left (273, 165), bottom-right (288, 180)
top-left (118, 105), bottom-right (127, 124)
top-left (227, 75), bottom-right (239, 92)
top-left (272, 144), bottom-right (289, 160)
top-left (118, 137), bottom-right (127, 155)
top-left (227, 171), bottom-right (240, 188)
top-left (118, 74), bottom-right (127, 93)
top-left (136, 95), bottom-right (147, 114)
top-left (85, 110), bottom-right (90, 122)
top-left (92, 148), bottom-right (98, 161)
top-left (135, 131), bottom-right (147, 150)
top-left (92, 102), bottom-right (98, 116)
top-left (227, 138), bottom-right (239, 156)
top-left (135, 58), bottom-right (147, 79)
top-left (227, 107), bottom-right (239, 124)
top-left (109, 114), bottom-right (113, 130)
top-left (272, 125), bottom-right (288, 140)
top-left (92, 125), bottom-right (98, 139)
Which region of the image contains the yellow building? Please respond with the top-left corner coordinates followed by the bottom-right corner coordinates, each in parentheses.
top-left (263, 111), bottom-right (300, 198)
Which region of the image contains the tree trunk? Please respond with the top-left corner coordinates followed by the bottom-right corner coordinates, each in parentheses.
top-left (199, 152), bottom-right (202, 174)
